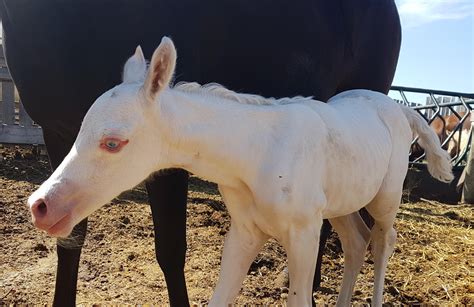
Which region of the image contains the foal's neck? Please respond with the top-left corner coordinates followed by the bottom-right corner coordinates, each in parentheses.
top-left (157, 89), bottom-right (259, 187)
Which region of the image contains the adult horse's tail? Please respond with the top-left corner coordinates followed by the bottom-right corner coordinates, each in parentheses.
top-left (401, 106), bottom-right (454, 183)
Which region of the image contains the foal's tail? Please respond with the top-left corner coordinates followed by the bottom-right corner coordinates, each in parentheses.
top-left (400, 106), bottom-right (454, 183)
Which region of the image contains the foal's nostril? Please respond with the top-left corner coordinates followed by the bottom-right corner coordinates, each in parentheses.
top-left (32, 199), bottom-right (48, 218)
top-left (37, 201), bottom-right (47, 215)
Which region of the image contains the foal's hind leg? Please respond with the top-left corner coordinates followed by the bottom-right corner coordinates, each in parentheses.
top-left (43, 128), bottom-right (88, 307)
top-left (365, 192), bottom-right (401, 306)
top-left (365, 135), bottom-right (408, 306)
top-left (329, 212), bottom-right (371, 306)
top-left (146, 169), bottom-right (190, 307)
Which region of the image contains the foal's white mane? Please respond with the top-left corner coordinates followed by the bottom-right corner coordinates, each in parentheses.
top-left (173, 82), bottom-right (313, 106)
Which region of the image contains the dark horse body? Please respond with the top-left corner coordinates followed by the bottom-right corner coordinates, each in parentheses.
top-left (1, 0), bottom-right (401, 305)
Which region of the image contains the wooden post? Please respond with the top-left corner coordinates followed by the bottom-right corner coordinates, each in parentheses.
top-left (1, 79), bottom-right (15, 124)
top-left (0, 43), bottom-right (45, 144)
top-left (461, 110), bottom-right (474, 203)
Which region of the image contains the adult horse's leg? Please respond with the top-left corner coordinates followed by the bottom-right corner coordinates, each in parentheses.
top-left (146, 169), bottom-right (190, 306)
top-left (42, 128), bottom-right (88, 307)
top-left (53, 220), bottom-right (88, 307)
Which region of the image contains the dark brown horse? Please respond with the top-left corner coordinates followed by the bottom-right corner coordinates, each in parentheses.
top-left (0, 0), bottom-right (401, 305)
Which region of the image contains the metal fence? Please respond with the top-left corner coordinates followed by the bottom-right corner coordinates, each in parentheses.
top-left (389, 86), bottom-right (473, 167)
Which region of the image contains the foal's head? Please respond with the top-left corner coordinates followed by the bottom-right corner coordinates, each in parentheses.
top-left (28, 37), bottom-right (178, 237)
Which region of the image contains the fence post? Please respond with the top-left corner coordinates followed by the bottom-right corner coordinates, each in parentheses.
top-left (461, 110), bottom-right (474, 203)
top-left (1, 80), bottom-right (15, 124)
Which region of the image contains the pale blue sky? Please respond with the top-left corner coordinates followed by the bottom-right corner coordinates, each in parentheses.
top-left (393, 0), bottom-right (473, 93)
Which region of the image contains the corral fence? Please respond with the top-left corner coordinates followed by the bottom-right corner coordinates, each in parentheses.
top-left (389, 86), bottom-right (474, 167)
top-left (0, 48), bottom-right (44, 144)
top-left (389, 86), bottom-right (473, 203)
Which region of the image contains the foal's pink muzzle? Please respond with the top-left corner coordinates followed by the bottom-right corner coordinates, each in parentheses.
top-left (28, 184), bottom-right (75, 238)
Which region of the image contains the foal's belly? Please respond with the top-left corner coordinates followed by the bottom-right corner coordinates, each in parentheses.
top-left (322, 171), bottom-right (386, 219)
top-left (322, 126), bottom-right (392, 218)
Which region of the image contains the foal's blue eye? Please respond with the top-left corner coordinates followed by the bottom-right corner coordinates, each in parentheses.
top-left (100, 137), bottom-right (129, 153)
top-left (106, 140), bottom-right (119, 148)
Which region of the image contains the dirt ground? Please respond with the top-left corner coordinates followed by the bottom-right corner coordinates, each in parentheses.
top-left (1, 144), bottom-right (473, 305)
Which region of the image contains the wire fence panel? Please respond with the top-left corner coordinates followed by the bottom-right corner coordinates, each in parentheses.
top-left (389, 86), bottom-right (473, 167)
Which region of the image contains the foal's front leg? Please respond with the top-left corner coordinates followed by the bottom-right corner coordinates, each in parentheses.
top-left (209, 222), bottom-right (268, 306)
top-left (209, 186), bottom-right (269, 306)
top-left (282, 217), bottom-right (322, 307)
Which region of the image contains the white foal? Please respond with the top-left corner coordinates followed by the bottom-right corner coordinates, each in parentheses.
top-left (28, 37), bottom-right (454, 306)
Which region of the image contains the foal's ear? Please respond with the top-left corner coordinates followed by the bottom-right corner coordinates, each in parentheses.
top-left (143, 36), bottom-right (177, 102)
top-left (123, 46), bottom-right (147, 84)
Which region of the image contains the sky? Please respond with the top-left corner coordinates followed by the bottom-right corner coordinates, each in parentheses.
top-left (393, 0), bottom-right (473, 93)
top-left (0, 1), bottom-right (472, 94)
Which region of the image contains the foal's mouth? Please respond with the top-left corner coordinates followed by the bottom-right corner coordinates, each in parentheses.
top-left (47, 214), bottom-right (72, 237)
